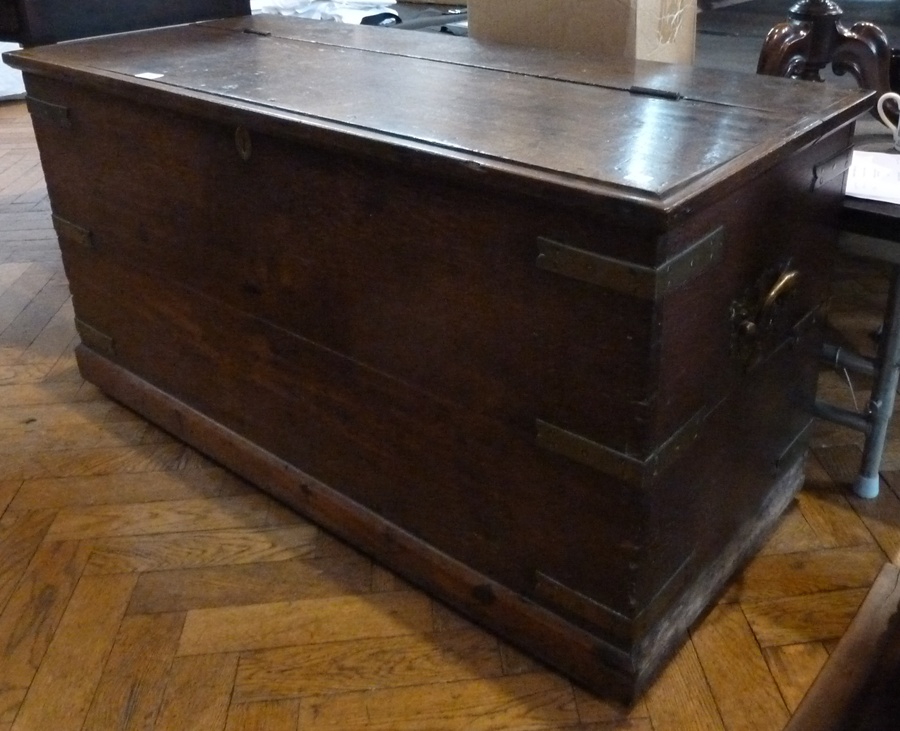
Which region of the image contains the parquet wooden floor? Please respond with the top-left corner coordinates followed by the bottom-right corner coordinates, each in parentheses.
top-left (1, 96), bottom-right (899, 731)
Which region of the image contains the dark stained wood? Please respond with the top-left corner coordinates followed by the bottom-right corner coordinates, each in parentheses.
top-left (214, 13), bottom-right (870, 124)
top-left (1, 18), bottom-right (874, 700)
top-left (3, 18), bottom-right (872, 220)
top-left (0, 0), bottom-right (250, 46)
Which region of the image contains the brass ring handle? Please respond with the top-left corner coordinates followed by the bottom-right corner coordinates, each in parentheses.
top-left (759, 269), bottom-right (799, 321)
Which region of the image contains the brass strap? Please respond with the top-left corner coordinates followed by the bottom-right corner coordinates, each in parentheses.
top-left (536, 226), bottom-right (724, 300)
top-left (52, 215), bottom-right (93, 250)
top-left (75, 319), bottom-right (115, 356)
top-left (26, 97), bottom-right (71, 129)
top-left (812, 149), bottom-right (852, 190)
top-left (533, 571), bottom-right (634, 645)
top-left (536, 405), bottom-right (713, 487)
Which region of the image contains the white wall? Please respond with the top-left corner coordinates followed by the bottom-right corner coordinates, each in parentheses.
top-left (0, 42), bottom-right (25, 99)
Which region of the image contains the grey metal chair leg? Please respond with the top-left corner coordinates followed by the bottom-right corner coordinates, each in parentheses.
top-left (853, 264), bottom-right (900, 497)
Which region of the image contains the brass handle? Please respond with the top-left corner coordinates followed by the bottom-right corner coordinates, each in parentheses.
top-left (735, 268), bottom-right (800, 342)
top-left (759, 269), bottom-right (799, 322)
top-left (732, 266), bottom-right (801, 366)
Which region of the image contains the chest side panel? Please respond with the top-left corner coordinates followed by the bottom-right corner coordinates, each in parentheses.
top-left (637, 130), bottom-right (848, 651)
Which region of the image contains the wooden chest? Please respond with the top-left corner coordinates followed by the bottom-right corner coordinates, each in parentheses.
top-left (3, 17), bottom-right (872, 700)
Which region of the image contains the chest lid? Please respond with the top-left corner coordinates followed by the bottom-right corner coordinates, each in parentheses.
top-left (3, 14), bottom-right (873, 220)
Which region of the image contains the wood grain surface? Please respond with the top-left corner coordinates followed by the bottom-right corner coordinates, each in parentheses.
top-left (0, 69), bottom-right (897, 729)
top-left (4, 14), bottom-right (873, 700)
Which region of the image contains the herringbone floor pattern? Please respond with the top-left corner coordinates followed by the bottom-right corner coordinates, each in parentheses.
top-left (2, 97), bottom-right (899, 731)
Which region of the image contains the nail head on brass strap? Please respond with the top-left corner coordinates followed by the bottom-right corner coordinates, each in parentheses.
top-left (235, 126), bottom-right (252, 162)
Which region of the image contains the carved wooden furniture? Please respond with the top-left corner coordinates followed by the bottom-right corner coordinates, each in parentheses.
top-left (2, 16), bottom-right (872, 699)
top-left (757, 0), bottom-right (893, 98)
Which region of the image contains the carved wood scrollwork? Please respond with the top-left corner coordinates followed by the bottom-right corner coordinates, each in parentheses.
top-left (757, 0), bottom-right (895, 123)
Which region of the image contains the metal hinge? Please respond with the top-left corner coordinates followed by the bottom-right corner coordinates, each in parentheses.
top-left (812, 149), bottom-right (852, 190)
top-left (628, 85), bottom-right (683, 101)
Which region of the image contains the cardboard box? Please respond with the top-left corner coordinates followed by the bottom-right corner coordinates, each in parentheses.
top-left (468, 0), bottom-right (696, 64)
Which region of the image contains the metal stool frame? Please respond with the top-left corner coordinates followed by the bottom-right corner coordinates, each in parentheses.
top-left (813, 198), bottom-right (900, 498)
